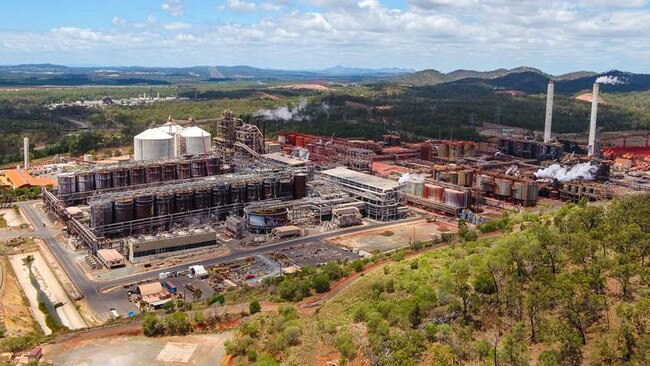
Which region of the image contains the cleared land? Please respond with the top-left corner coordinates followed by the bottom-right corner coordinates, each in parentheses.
top-left (328, 221), bottom-right (443, 253)
top-left (43, 333), bottom-right (231, 366)
top-left (8, 252), bottom-right (86, 334)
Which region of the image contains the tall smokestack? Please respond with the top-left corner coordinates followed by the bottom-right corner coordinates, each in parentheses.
top-left (588, 82), bottom-right (599, 157)
top-left (23, 137), bottom-right (29, 170)
top-left (544, 81), bottom-right (554, 143)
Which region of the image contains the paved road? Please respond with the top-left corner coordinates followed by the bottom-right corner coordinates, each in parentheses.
top-left (16, 200), bottom-right (423, 315)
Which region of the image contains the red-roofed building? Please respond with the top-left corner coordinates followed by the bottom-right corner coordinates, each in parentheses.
top-left (2, 169), bottom-right (56, 189)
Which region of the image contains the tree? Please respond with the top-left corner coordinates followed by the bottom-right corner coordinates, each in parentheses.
top-left (283, 326), bottom-right (302, 346)
top-left (499, 322), bottom-right (529, 366)
top-left (312, 273), bottom-right (331, 293)
top-left (525, 281), bottom-right (551, 343)
top-left (249, 299), bottom-right (261, 314)
top-left (409, 302), bottom-right (422, 328)
top-left (165, 312), bottom-right (190, 335)
top-left (142, 314), bottom-right (163, 336)
top-left (428, 344), bottom-right (455, 366)
top-left (474, 270), bottom-right (497, 296)
top-left (336, 333), bottom-right (357, 361)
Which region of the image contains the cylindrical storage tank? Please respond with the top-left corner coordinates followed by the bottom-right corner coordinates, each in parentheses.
top-left (295, 136), bottom-right (305, 147)
top-left (94, 170), bottom-right (113, 190)
top-left (154, 192), bottom-right (174, 216)
top-left (145, 164), bottom-right (162, 183)
top-left (176, 160), bottom-right (191, 180)
top-left (247, 181), bottom-right (262, 202)
top-left (161, 163), bottom-right (177, 181)
top-left (135, 195), bottom-right (154, 219)
top-left (112, 168), bottom-right (129, 188)
top-left (464, 143), bottom-right (476, 157)
top-left (457, 170), bottom-right (473, 187)
top-left (76, 172), bottom-right (95, 192)
top-left (230, 184), bottom-right (246, 203)
top-left (288, 133), bottom-right (297, 145)
top-left (477, 174), bottom-right (495, 193)
top-left (244, 206), bottom-right (289, 233)
top-left (114, 198), bottom-right (134, 223)
top-left (279, 179), bottom-right (294, 198)
top-left (174, 190), bottom-right (193, 213)
top-left (133, 128), bottom-right (173, 161)
top-left (495, 179), bottom-right (513, 197)
top-left (527, 182), bottom-right (539, 203)
top-left (512, 182), bottom-right (526, 201)
top-left (206, 156), bottom-right (221, 176)
top-left (57, 173), bottom-right (77, 196)
top-left (427, 185), bottom-right (444, 202)
top-left (211, 183), bottom-right (229, 206)
top-left (180, 126), bottom-right (212, 155)
top-left (449, 144), bottom-right (460, 159)
top-left (293, 173), bottom-right (307, 199)
top-left (130, 166), bottom-right (146, 185)
top-left (444, 189), bottom-right (467, 208)
top-left (193, 187), bottom-right (211, 210)
top-left (437, 143), bottom-right (449, 158)
top-left (263, 178), bottom-right (277, 199)
top-left (190, 159), bottom-right (207, 178)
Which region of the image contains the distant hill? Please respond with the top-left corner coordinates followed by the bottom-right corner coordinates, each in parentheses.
top-left (0, 64), bottom-right (412, 86)
top-left (400, 68), bottom-right (650, 94)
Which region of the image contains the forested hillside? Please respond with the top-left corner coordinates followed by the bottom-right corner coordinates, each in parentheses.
top-left (226, 194), bottom-right (650, 366)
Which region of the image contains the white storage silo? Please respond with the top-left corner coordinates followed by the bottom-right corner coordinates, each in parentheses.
top-left (133, 128), bottom-right (174, 161)
top-left (180, 126), bottom-right (211, 155)
top-left (156, 121), bottom-right (184, 136)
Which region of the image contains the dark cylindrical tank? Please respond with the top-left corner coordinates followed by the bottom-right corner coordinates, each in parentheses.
top-left (247, 181), bottom-right (262, 202)
top-left (293, 173), bottom-right (307, 199)
top-left (130, 166), bottom-right (146, 185)
top-left (176, 161), bottom-right (192, 180)
top-left (94, 170), bottom-right (113, 190)
top-left (279, 178), bottom-right (294, 198)
top-left (76, 172), bottom-right (96, 192)
top-left (154, 192), bottom-right (174, 216)
top-left (206, 156), bottom-right (221, 176)
top-left (193, 187), bottom-right (211, 210)
top-left (263, 178), bottom-right (278, 199)
top-left (112, 168), bottom-right (129, 188)
top-left (174, 190), bottom-right (193, 212)
top-left (230, 184), bottom-right (246, 203)
top-left (114, 198), bottom-right (134, 223)
top-left (161, 163), bottom-right (177, 181)
top-left (135, 194), bottom-right (154, 219)
top-left (190, 159), bottom-right (207, 178)
top-left (145, 164), bottom-right (162, 183)
top-left (211, 183), bottom-right (229, 207)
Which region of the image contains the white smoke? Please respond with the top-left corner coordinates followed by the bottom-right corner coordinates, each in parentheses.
top-left (595, 75), bottom-right (627, 85)
top-left (254, 99), bottom-right (309, 121)
top-left (398, 172), bottom-right (425, 184)
top-left (534, 162), bottom-right (597, 182)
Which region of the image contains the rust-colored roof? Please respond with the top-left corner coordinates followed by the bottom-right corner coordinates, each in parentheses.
top-left (3, 169), bottom-right (56, 189)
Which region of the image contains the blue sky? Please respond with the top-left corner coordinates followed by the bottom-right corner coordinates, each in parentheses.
top-left (1, 1), bottom-right (649, 74)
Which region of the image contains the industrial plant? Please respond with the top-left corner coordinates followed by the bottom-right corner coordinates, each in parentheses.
top-left (37, 84), bottom-right (647, 270)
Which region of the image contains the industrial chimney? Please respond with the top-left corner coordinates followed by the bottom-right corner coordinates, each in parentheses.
top-left (588, 82), bottom-right (599, 157)
top-left (544, 81), bottom-right (554, 143)
top-left (23, 137), bottom-right (29, 170)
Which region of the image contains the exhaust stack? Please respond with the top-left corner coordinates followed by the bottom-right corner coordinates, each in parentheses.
top-left (588, 82), bottom-right (599, 157)
top-left (544, 81), bottom-right (554, 143)
top-left (23, 137), bottom-right (29, 170)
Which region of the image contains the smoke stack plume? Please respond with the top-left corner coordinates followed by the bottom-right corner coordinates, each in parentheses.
top-left (588, 82), bottom-right (599, 157)
top-left (544, 81), bottom-right (554, 143)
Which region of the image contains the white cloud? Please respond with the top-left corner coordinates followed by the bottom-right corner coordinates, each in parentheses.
top-left (1, 1), bottom-right (650, 73)
top-left (164, 22), bottom-right (191, 30)
top-left (161, 0), bottom-right (184, 16)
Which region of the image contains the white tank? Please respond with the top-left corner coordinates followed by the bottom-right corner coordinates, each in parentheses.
top-left (156, 122), bottom-right (184, 136)
top-left (180, 126), bottom-right (211, 155)
top-left (133, 128), bottom-right (174, 161)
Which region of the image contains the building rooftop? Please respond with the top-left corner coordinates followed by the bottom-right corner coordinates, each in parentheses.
top-left (134, 128), bottom-right (173, 141)
top-left (3, 169), bottom-right (56, 189)
top-left (97, 248), bottom-right (125, 263)
top-left (262, 152), bottom-right (307, 166)
top-left (321, 167), bottom-right (401, 191)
